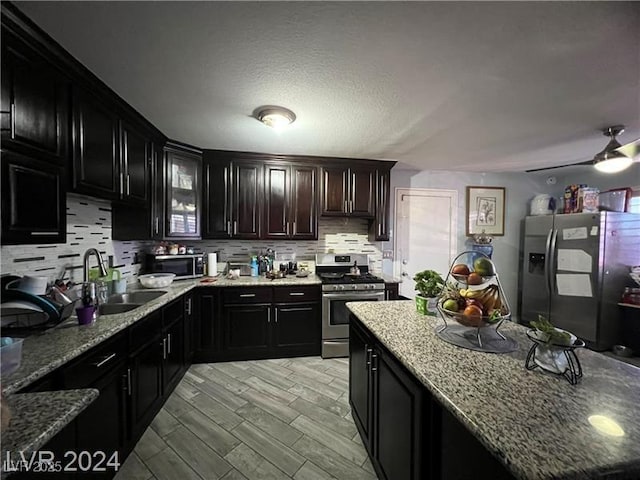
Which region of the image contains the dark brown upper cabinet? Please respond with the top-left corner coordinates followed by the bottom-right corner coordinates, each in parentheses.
top-left (120, 119), bottom-right (151, 205)
top-left (0, 27), bottom-right (70, 165)
top-left (1, 150), bottom-right (66, 244)
top-left (202, 156), bottom-right (232, 239)
top-left (72, 87), bottom-right (154, 206)
top-left (164, 142), bottom-right (202, 239)
top-left (264, 163), bottom-right (317, 240)
top-left (71, 87), bottom-right (120, 200)
top-left (202, 153), bottom-right (262, 240)
top-left (233, 161), bottom-right (263, 239)
top-left (321, 165), bottom-right (375, 217)
top-left (369, 169), bottom-right (391, 241)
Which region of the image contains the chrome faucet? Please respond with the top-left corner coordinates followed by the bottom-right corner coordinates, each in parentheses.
top-left (83, 248), bottom-right (108, 282)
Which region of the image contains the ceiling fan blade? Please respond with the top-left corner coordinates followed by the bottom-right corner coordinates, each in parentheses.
top-left (525, 159), bottom-right (592, 173)
top-left (617, 138), bottom-right (639, 159)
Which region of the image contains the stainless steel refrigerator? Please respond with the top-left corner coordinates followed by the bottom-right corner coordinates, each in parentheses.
top-left (520, 212), bottom-right (640, 350)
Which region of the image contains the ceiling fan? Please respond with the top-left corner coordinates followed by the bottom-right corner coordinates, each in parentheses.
top-left (526, 125), bottom-right (639, 173)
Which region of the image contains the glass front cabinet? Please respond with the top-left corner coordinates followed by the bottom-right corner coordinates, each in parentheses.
top-left (164, 143), bottom-right (202, 238)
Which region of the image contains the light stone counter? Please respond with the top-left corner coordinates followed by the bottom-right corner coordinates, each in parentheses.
top-left (201, 273), bottom-right (321, 287)
top-left (1, 389), bottom-right (99, 477)
top-left (1, 280), bottom-right (196, 395)
top-left (2, 275), bottom-right (322, 395)
top-left (347, 300), bottom-right (640, 480)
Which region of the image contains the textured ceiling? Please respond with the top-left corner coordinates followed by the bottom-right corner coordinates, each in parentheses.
top-left (14, 1), bottom-right (640, 172)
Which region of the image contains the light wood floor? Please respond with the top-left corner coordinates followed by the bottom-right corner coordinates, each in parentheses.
top-left (115, 357), bottom-right (378, 480)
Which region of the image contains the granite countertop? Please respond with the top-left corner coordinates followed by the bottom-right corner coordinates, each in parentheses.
top-left (1, 389), bottom-right (98, 476)
top-left (2, 275), bottom-right (324, 395)
top-left (347, 301), bottom-right (640, 480)
top-left (202, 273), bottom-right (322, 287)
top-left (1, 280), bottom-right (196, 395)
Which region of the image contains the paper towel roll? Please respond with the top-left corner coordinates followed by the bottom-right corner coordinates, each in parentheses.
top-left (207, 253), bottom-right (218, 277)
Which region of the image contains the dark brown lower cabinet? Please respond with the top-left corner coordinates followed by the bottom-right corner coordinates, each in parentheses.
top-left (272, 303), bottom-right (321, 356)
top-left (73, 361), bottom-right (128, 479)
top-left (128, 333), bottom-right (163, 444)
top-left (384, 282), bottom-right (399, 300)
top-left (350, 314), bottom-right (515, 480)
top-left (196, 286), bottom-right (322, 362)
top-left (223, 303), bottom-right (271, 359)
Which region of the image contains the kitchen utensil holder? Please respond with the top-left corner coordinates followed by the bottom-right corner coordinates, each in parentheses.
top-left (525, 330), bottom-right (585, 385)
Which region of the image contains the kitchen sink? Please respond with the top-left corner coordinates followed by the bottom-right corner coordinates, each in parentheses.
top-left (105, 290), bottom-right (167, 305)
top-left (98, 304), bottom-right (140, 315)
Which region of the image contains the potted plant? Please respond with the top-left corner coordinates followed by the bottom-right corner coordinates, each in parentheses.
top-left (413, 270), bottom-right (445, 315)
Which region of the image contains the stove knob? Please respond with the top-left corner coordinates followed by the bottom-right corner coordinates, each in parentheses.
top-left (352, 284), bottom-right (358, 290)
top-left (339, 285), bottom-right (345, 291)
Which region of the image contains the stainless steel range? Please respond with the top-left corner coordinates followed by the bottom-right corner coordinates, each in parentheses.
top-left (316, 254), bottom-right (385, 358)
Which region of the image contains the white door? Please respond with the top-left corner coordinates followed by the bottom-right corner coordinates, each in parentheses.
top-left (394, 188), bottom-right (458, 299)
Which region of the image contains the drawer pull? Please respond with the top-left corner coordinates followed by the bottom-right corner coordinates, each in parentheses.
top-left (289, 292), bottom-right (305, 296)
top-left (239, 294), bottom-right (256, 298)
top-left (92, 353), bottom-right (116, 368)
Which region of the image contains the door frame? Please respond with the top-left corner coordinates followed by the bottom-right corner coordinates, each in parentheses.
top-left (393, 188), bottom-right (458, 288)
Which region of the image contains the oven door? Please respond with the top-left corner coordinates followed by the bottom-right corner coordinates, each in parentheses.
top-left (321, 291), bottom-right (385, 340)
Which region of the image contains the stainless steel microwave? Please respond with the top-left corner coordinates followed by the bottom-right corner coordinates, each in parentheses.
top-left (144, 254), bottom-right (204, 279)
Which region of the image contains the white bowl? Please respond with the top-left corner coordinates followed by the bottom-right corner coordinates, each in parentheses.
top-left (138, 273), bottom-right (176, 289)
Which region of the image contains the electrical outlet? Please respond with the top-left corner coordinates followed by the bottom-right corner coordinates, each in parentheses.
top-left (383, 250), bottom-right (394, 259)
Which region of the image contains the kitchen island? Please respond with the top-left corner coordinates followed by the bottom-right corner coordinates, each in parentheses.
top-left (347, 300), bottom-right (640, 480)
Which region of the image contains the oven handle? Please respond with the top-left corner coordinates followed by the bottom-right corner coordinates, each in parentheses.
top-left (322, 292), bottom-right (385, 300)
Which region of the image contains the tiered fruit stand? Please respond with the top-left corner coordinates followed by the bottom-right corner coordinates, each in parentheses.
top-left (436, 251), bottom-right (518, 353)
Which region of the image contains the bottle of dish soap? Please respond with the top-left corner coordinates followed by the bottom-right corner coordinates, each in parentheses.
top-left (250, 256), bottom-right (259, 277)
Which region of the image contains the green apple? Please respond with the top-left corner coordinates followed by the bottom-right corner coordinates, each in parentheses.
top-left (443, 299), bottom-right (459, 312)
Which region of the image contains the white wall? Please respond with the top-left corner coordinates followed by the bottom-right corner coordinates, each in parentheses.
top-left (385, 168), bottom-right (548, 320)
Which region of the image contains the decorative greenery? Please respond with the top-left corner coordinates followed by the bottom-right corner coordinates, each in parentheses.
top-left (531, 315), bottom-right (571, 345)
top-left (413, 270), bottom-right (445, 298)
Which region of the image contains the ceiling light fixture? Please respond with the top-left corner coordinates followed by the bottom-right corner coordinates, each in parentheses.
top-left (256, 106), bottom-right (296, 129)
top-left (593, 125), bottom-right (633, 173)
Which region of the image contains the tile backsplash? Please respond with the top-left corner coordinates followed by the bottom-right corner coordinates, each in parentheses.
top-left (0, 195), bottom-right (149, 284)
top-left (193, 217), bottom-right (383, 272)
top-left (1, 197), bottom-right (383, 282)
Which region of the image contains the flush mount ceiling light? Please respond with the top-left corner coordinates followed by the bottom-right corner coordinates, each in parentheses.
top-left (256, 106), bottom-right (296, 129)
top-left (593, 125), bottom-right (633, 173)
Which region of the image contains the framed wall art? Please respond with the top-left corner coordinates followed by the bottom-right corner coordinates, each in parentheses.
top-left (466, 186), bottom-right (505, 236)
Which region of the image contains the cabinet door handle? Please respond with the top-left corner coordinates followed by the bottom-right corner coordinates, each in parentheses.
top-left (185, 298), bottom-right (192, 315)
top-left (10, 103), bottom-right (16, 138)
top-left (167, 333), bottom-right (172, 355)
top-left (126, 174), bottom-right (131, 195)
top-left (371, 352), bottom-right (378, 372)
top-left (126, 367), bottom-right (132, 396)
top-left (120, 173), bottom-right (125, 196)
top-left (234, 221), bottom-right (237, 235)
top-left (92, 353), bottom-right (116, 368)
top-left (154, 217), bottom-right (159, 235)
top-left (344, 201), bottom-right (348, 213)
top-left (286, 222), bottom-right (290, 236)
top-left (267, 309), bottom-right (271, 323)
top-left (162, 338), bottom-right (167, 360)
top-left (289, 292), bottom-right (305, 296)
top-left (274, 308), bottom-right (278, 323)
top-left (30, 231), bottom-right (59, 236)
top-left (350, 200), bottom-right (354, 213)
top-left (366, 346), bottom-right (372, 369)
top-left (293, 221), bottom-right (296, 235)
top-left (378, 224), bottom-right (382, 237)
top-left (239, 293), bottom-right (256, 298)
